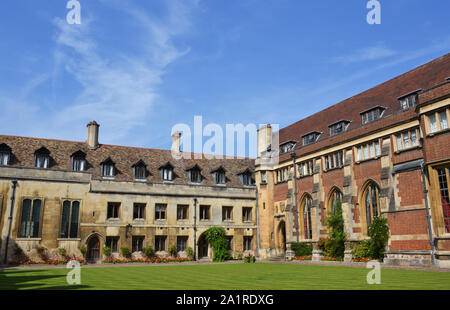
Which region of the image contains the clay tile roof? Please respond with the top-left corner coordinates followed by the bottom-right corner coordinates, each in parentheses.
top-left (277, 53), bottom-right (450, 163)
top-left (0, 134), bottom-right (255, 188)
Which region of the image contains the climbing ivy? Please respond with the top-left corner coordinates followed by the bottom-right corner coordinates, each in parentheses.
top-left (203, 226), bottom-right (232, 262)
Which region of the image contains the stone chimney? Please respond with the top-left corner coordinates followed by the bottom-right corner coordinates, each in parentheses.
top-left (86, 121), bottom-right (100, 149)
top-left (257, 124), bottom-right (272, 157)
top-left (172, 131), bottom-right (181, 153)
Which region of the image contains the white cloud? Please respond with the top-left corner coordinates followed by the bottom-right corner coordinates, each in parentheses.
top-left (332, 43), bottom-right (397, 64)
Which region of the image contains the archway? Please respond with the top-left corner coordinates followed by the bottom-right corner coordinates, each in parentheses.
top-left (197, 233), bottom-right (210, 259)
top-left (86, 235), bottom-right (101, 263)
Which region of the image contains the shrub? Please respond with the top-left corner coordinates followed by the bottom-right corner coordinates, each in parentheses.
top-left (103, 246), bottom-right (111, 258)
top-left (79, 246), bottom-right (87, 256)
top-left (186, 247), bottom-right (194, 259)
top-left (14, 246), bottom-right (24, 259)
top-left (120, 247), bottom-right (131, 258)
top-left (36, 246), bottom-right (47, 259)
top-left (203, 226), bottom-right (232, 262)
top-left (143, 246), bottom-right (156, 258)
top-left (317, 238), bottom-right (328, 252)
top-left (291, 242), bottom-right (313, 257)
top-left (244, 254), bottom-right (256, 263)
top-left (58, 248), bottom-right (67, 257)
top-left (367, 216), bottom-right (389, 261)
top-left (168, 246), bottom-right (178, 257)
top-left (237, 252), bottom-right (243, 260)
top-left (324, 200), bottom-right (346, 258)
top-left (351, 240), bottom-right (371, 259)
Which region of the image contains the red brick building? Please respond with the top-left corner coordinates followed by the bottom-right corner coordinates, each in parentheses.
top-left (255, 53), bottom-right (450, 267)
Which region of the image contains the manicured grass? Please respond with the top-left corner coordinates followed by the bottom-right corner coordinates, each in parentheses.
top-left (0, 263), bottom-right (449, 290)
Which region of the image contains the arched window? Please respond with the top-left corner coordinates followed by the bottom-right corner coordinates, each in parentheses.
top-left (328, 188), bottom-right (343, 215)
top-left (362, 182), bottom-right (380, 228)
top-left (301, 195), bottom-right (313, 240)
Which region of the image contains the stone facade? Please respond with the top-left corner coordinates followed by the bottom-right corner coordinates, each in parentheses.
top-left (0, 128), bottom-right (257, 264)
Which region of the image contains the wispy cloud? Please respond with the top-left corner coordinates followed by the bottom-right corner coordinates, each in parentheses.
top-left (332, 43), bottom-right (397, 64)
top-left (50, 1), bottom-right (198, 144)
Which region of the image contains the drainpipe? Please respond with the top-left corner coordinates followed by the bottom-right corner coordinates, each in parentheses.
top-left (193, 198), bottom-right (197, 261)
top-left (291, 152), bottom-right (299, 243)
top-left (255, 185), bottom-right (260, 259)
top-left (419, 160), bottom-right (436, 266)
top-left (3, 180), bottom-right (18, 265)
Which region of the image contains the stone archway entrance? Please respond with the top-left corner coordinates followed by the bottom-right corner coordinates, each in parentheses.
top-left (276, 221), bottom-right (287, 255)
top-left (86, 235), bottom-right (101, 263)
top-left (198, 233), bottom-right (210, 259)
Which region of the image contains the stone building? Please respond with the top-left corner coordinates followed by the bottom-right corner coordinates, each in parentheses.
top-left (0, 123), bottom-right (257, 263)
top-left (255, 54), bottom-right (450, 267)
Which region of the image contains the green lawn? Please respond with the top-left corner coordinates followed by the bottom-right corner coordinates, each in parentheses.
top-left (0, 263), bottom-right (449, 290)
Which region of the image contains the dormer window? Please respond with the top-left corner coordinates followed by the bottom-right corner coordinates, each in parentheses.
top-left (360, 106), bottom-right (386, 125)
top-left (71, 150), bottom-right (86, 171)
top-left (239, 169), bottom-right (254, 186)
top-left (398, 90), bottom-right (420, 110)
top-left (212, 167), bottom-right (226, 185)
top-left (34, 147), bottom-right (50, 169)
top-left (160, 162), bottom-right (174, 181)
top-left (302, 132), bottom-right (321, 146)
top-left (329, 120), bottom-right (351, 136)
top-left (280, 141), bottom-right (297, 154)
top-left (0, 143), bottom-right (11, 166)
top-left (187, 165), bottom-right (202, 184)
top-left (132, 160), bottom-right (147, 181)
top-left (101, 158), bottom-right (115, 178)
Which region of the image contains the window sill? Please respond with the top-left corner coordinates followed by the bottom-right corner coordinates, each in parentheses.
top-left (426, 127), bottom-right (450, 137)
top-left (323, 166), bottom-right (344, 173)
top-left (134, 179), bottom-right (147, 182)
top-left (394, 145), bottom-right (421, 154)
top-left (16, 238), bottom-right (41, 241)
top-left (102, 177), bottom-right (115, 180)
top-left (57, 238), bottom-right (81, 241)
top-left (355, 156), bottom-right (380, 165)
top-left (215, 183), bottom-right (227, 187)
top-left (223, 220), bottom-right (234, 223)
top-left (162, 180), bottom-right (174, 184)
top-left (297, 174), bottom-right (313, 179)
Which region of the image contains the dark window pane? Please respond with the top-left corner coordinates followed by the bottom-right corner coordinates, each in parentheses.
top-left (60, 200), bottom-right (71, 238)
top-left (31, 200), bottom-right (41, 238)
top-left (70, 201), bottom-right (80, 238)
top-left (20, 199), bottom-right (32, 238)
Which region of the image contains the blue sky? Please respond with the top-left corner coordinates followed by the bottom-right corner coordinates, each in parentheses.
top-left (0, 0), bottom-right (449, 157)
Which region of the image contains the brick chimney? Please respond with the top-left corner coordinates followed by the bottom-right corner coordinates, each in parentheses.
top-left (86, 121), bottom-right (100, 149)
top-left (172, 131), bottom-right (181, 154)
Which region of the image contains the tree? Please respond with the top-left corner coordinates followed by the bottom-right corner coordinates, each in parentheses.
top-left (203, 226), bottom-right (231, 262)
top-left (324, 200), bottom-right (346, 258)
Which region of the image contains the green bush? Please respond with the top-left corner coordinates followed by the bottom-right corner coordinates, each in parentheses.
top-left (58, 248), bottom-right (67, 257)
top-left (103, 246), bottom-right (111, 258)
top-left (120, 247), bottom-right (131, 258)
top-left (203, 226), bottom-right (232, 262)
top-left (351, 240), bottom-right (371, 259)
top-left (291, 242), bottom-right (313, 257)
top-left (143, 246), bottom-right (156, 258)
top-left (367, 216), bottom-right (390, 260)
top-left (186, 247), bottom-right (194, 259)
top-left (324, 200), bottom-right (346, 258)
top-left (168, 246), bottom-right (178, 257)
top-left (79, 246), bottom-right (87, 256)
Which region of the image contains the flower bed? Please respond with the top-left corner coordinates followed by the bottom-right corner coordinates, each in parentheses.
top-left (352, 257), bottom-right (375, 263)
top-left (291, 255), bottom-right (312, 261)
top-left (321, 256), bottom-right (343, 262)
top-left (10, 258), bottom-right (86, 266)
top-left (102, 257), bottom-right (193, 264)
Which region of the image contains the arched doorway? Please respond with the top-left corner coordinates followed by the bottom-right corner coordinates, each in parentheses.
top-left (197, 233), bottom-right (210, 259)
top-left (86, 235), bottom-right (101, 263)
top-left (276, 221), bottom-right (287, 255)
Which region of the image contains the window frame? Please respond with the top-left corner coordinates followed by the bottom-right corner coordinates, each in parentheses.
top-left (426, 108), bottom-right (449, 135)
top-left (199, 205), bottom-right (210, 221)
top-left (18, 198), bottom-right (43, 239)
top-left (133, 203), bottom-right (146, 220)
top-left (222, 206), bottom-right (233, 222)
top-left (132, 236), bottom-right (145, 252)
top-left (107, 202), bottom-right (120, 220)
top-left (242, 207), bottom-right (252, 223)
top-left (395, 128), bottom-right (421, 152)
top-left (155, 204), bottom-right (167, 220)
top-left (177, 236), bottom-right (188, 252)
top-left (355, 140), bottom-right (381, 162)
top-left (155, 236), bottom-right (167, 252)
top-left (59, 199), bottom-right (81, 239)
top-left (106, 236), bottom-right (119, 253)
top-left (243, 236), bottom-right (252, 251)
top-left (177, 205), bottom-right (189, 220)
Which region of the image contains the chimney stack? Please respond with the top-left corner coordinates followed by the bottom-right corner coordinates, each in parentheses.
top-left (257, 124), bottom-right (272, 157)
top-left (86, 121), bottom-right (100, 149)
top-left (172, 131), bottom-right (181, 154)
